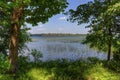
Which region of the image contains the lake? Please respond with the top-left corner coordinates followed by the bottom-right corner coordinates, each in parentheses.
top-left (25, 35), bottom-right (107, 61)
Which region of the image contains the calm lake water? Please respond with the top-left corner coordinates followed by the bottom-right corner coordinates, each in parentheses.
top-left (25, 36), bottom-right (107, 61)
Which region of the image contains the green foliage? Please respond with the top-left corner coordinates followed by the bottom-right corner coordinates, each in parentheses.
top-left (113, 35), bottom-right (120, 62)
top-left (0, 26), bottom-right (10, 56)
top-left (87, 57), bottom-right (101, 64)
top-left (0, 26), bottom-right (31, 56)
top-left (31, 49), bottom-right (43, 63)
top-left (18, 27), bottom-right (32, 54)
top-left (84, 63), bottom-right (119, 80)
top-left (67, 0), bottom-right (120, 59)
top-left (1, 57), bottom-right (120, 80)
top-left (0, 55), bottom-right (119, 80)
top-left (67, 0), bottom-right (119, 24)
top-left (0, 0), bottom-right (68, 72)
top-left (0, 0), bottom-right (68, 55)
top-left (0, 54), bottom-right (9, 73)
top-left (1, 55), bottom-right (120, 80)
top-left (0, 0), bottom-right (68, 26)
top-left (82, 32), bottom-right (108, 52)
top-left (106, 60), bottom-right (120, 72)
top-left (113, 49), bottom-right (120, 62)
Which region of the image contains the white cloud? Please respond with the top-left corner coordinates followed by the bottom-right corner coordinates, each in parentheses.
top-left (28, 26), bottom-right (46, 34)
top-left (38, 24), bottom-right (44, 27)
top-left (59, 16), bottom-right (67, 20)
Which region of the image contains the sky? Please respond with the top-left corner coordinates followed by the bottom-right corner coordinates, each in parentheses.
top-left (28, 0), bottom-right (92, 34)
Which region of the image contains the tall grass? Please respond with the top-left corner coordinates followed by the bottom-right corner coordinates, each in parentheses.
top-left (0, 57), bottom-right (120, 80)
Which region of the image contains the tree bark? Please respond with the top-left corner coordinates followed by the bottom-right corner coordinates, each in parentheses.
top-left (107, 28), bottom-right (112, 61)
top-left (9, 6), bottom-right (23, 73)
top-left (9, 23), bottom-right (19, 73)
top-left (107, 40), bottom-right (111, 61)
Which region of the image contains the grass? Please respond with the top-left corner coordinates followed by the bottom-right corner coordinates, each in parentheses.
top-left (84, 63), bottom-right (119, 80)
top-left (0, 57), bottom-right (120, 80)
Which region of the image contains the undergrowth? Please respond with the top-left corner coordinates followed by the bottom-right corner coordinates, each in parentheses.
top-left (0, 54), bottom-right (120, 80)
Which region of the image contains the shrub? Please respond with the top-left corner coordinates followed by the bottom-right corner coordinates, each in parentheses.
top-left (0, 54), bottom-right (9, 73)
top-left (31, 49), bottom-right (43, 63)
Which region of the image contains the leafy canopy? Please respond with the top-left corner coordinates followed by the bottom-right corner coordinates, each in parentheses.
top-left (67, 0), bottom-right (120, 52)
top-left (0, 0), bottom-right (68, 56)
top-left (0, 0), bottom-right (68, 26)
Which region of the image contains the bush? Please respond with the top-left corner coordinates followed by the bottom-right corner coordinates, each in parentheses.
top-left (87, 57), bottom-right (101, 64)
top-left (113, 48), bottom-right (120, 62)
top-left (0, 54), bottom-right (9, 73)
top-left (31, 49), bottom-right (43, 63)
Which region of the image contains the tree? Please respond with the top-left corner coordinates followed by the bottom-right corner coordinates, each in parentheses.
top-left (66, 0), bottom-right (120, 61)
top-left (0, 0), bottom-right (68, 73)
top-left (0, 26), bottom-right (31, 56)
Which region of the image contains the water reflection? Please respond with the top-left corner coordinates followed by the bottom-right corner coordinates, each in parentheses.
top-left (25, 36), bottom-right (107, 61)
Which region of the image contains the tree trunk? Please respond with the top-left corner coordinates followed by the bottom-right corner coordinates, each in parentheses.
top-left (107, 41), bottom-right (111, 61)
top-left (107, 28), bottom-right (112, 61)
top-left (9, 23), bottom-right (19, 73)
top-left (9, 6), bottom-right (23, 73)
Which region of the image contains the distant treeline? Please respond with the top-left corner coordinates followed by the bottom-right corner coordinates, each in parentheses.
top-left (30, 33), bottom-right (86, 37)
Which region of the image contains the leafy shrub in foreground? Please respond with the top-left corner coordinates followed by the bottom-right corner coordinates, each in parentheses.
top-left (0, 54), bottom-right (9, 73)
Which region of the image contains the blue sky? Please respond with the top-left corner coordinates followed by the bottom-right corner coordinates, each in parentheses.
top-left (28, 0), bottom-right (92, 34)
